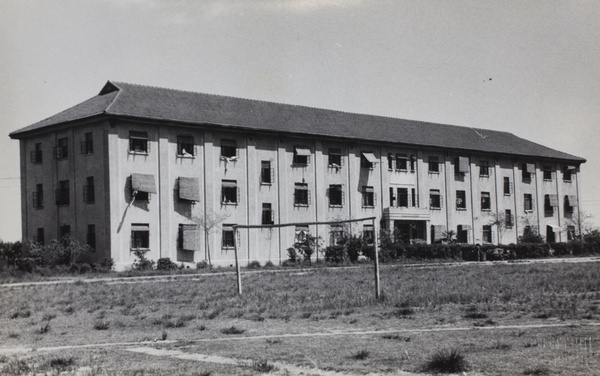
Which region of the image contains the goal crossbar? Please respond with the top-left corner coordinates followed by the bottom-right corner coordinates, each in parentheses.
top-left (231, 216), bottom-right (381, 299)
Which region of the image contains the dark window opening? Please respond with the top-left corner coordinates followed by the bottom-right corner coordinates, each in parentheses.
top-left (221, 139), bottom-right (237, 158)
top-left (428, 157), bottom-right (439, 173)
top-left (362, 186), bottom-right (374, 207)
top-left (363, 224), bottom-right (374, 244)
top-left (524, 194), bottom-right (533, 211)
top-left (563, 169), bottom-right (572, 182)
top-left (59, 225), bottom-right (71, 240)
top-left (129, 131), bottom-right (148, 153)
top-left (293, 146), bottom-right (310, 166)
top-left (396, 154), bottom-right (408, 171)
top-left (481, 192), bottom-right (491, 211)
top-left (177, 136), bottom-right (194, 156)
top-left (430, 190), bottom-right (442, 209)
top-left (479, 161), bottom-right (490, 177)
top-left (131, 224), bottom-right (149, 249)
top-left (222, 224), bottom-right (235, 248)
top-left (505, 210), bottom-right (513, 228)
top-left (456, 190), bottom-right (466, 210)
top-left (328, 148), bottom-right (342, 167)
top-left (397, 188), bottom-right (408, 207)
top-left (221, 180), bottom-right (238, 204)
top-left (55, 137), bottom-right (68, 159)
top-left (503, 177), bottom-right (511, 195)
top-left (83, 176), bottom-right (95, 203)
top-left (262, 203), bottom-right (274, 225)
top-left (31, 143), bottom-right (43, 164)
top-left (543, 166), bottom-right (553, 181)
top-left (260, 161), bottom-right (272, 184)
top-left (55, 180), bottom-right (70, 206)
top-left (544, 194), bottom-right (554, 215)
top-left (482, 225), bottom-right (492, 243)
top-left (328, 184), bottom-right (343, 207)
top-left (329, 225), bottom-right (344, 245)
top-left (35, 228), bottom-right (45, 245)
top-left (33, 184), bottom-right (44, 209)
top-left (294, 183), bottom-right (309, 206)
top-left (87, 224), bottom-right (96, 250)
top-left (361, 152), bottom-right (376, 169)
top-left (81, 132), bottom-right (94, 154)
top-left (567, 226), bottom-right (576, 241)
top-left (411, 188), bottom-right (417, 207)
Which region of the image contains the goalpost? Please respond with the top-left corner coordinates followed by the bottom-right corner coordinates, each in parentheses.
top-left (232, 216), bottom-right (381, 299)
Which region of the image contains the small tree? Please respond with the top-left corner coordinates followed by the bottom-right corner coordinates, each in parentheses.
top-left (193, 210), bottom-right (230, 268)
top-left (442, 230), bottom-right (456, 243)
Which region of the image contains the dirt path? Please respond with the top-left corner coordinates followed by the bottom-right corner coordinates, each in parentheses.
top-left (2, 256), bottom-right (599, 289)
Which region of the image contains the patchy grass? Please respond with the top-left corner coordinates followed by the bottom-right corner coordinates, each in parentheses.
top-left (422, 347), bottom-right (468, 373)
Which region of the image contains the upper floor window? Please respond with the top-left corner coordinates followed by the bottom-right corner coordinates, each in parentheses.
top-left (177, 136), bottom-right (194, 156)
top-left (361, 152), bottom-right (377, 169)
top-left (564, 195), bottom-right (576, 216)
top-left (55, 137), bottom-right (68, 159)
top-left (428, 156), bottom-right (440, 173)
top-left (33, 184), bottom-right (43, 209)
top-left (544, 194), bottom-right (558, 215)
top-left (293, 146), bottom-right (310, 166)
top-left (429, 189), bottom-right (442, 209)
top-left (387, 153), bottom-right (394, 170)
top-left (454, 156), bottom-right (469, 175)
top-left (131, 173), bottom-right (156, 202)
top-left (396, 154), bottom-right (408, 171)
top-left (397, 188), bottom-right (409, 208)
top-left (262, 203), bottom-right (274, 225)
top-left (55, 180), bottom-right (70, 206)
top-left (294, 183), bottom-right (310, 206)
top-left (362, 186), bottom-right (375, 207)
top-left (328, 148), bottom-right (342, 168)
top-left (481, 192), bottom-right (491, 211)
top-left (522, 163), bottom-right (535, 182)
top-left (563, 166), bottom-right (575, 182)
top-left (221, 180), bottom-right (238, 204)
top-left (31, 143), bottom-right (42, 164)
top-left (328, 184), bottom-right (343, 207)
top-left (543, 166), bottom-right (553, 181)
top-left (505, 209), bottom-right (513, 228)
top-left (81, 132), bottom-right (93, 154)
top-left (260, 161), bottom-right (273, 184)
top-left (178, 177), bottom-right (200, 203)
top-left (221, 139), bottom-right (237, 159)
top-left (83, 176), bottom-right (95, 203)
top-left (503, 177), bottom-right (512, 195)
top-left (524, 193), bottom-right (533, 212)
top-left (131, 224), bottom-right (150, 250)
top-left (456, 190), bottom-right (466, 210)
top-left (479, 161), bottom-right (490, 177)
top-left (129, 131), bottom-right (148, 153)
top-left (410, 155), bottom-right (416, 172)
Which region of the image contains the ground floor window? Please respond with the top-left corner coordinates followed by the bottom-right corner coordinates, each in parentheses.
top-left (222, 224), bottom-right (235, 249)
top-left (87, 224), bottom-right (96, 250)
top-left (482, 225), bottom-right (492, 243)
top-left (329, 225), bottom-right (344, 245)
top-left (131, 224), bottom-right (149, 250)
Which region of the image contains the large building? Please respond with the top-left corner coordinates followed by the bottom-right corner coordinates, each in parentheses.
top-left (10, 81), bottom-right (585, 269)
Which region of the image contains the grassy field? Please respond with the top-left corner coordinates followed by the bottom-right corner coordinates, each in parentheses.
top-left (0, 261), bottom-right (599, 375)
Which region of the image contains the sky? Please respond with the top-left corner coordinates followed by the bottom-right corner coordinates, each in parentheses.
top-left (0, 0), bottom-right (599, 241)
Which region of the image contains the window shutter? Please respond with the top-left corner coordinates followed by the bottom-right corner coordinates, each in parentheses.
top-left (236, 186), bottom-right (240, 204)
top-left (182, 225), bottom-right (199, 251)
top-left (307, 190), bottom-right (311, 206)
top-left (342, 190), bottom-right (345, 206)
top-left (373, 192), bottom-right (377, 206)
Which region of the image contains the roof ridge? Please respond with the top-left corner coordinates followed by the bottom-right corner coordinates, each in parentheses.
top-left (104, 80), bottom-right (122, 114)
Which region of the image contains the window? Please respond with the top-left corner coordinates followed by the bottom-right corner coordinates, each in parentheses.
top-left (522, 163), bottom-right (534, 181)
top-left (260, 161), bottom-right (272, 184)
top-left (178, 224), bottom-right (199, 251)
top-left (428, 156), bottom-right (440, 173)
top-left (362, 186), bottom-right (375, 207)
top-left (503, 177), bottom-right (511, 195)
top-left (328, 148), bottom-right (342, 168)
top-left (177, 136), bottom-right (194, 156)
top-left (131, 173), bottom-right (156, 202)
top-left (294, 183), bottom-right (309, 206)
top-left (411, 188), bottom-right (417, 207)
top-left (505, 210), bottom-right (513, 228)
top-left (455, 156), bottom-right (469, 174)
top-left (567, 226), bottom-right (576, 241)
top-left (389, 187), bottom-right (395, 207)
top-left (55, 137), bottom-right (68, 159)
top-left (479, 161), bottom-right (490, 177)
top-left (81, 132), bottom-right (93, 154)
top-left (87, 224), bottom-right (96, 250)
top-left (410, 155), bottom-right (416, 172)
top-left (295, 226), bottom-right (309, 243)
top-left (83, 176), bottom-right (95, 203)
top-left (563, 167), bottom-right (573, 182)
top-left (456, 225), bottom-right (469, 243)
top-left (544, 194), bottom-right (558, 215)
top-left (429, 190), bottom-right (442, 209)
top-left (328, 184), bottom-right (343, 207)
top-left (524, 193), bottom-right (533, 211)
top-left (564, 195), bottom-right (575, 216)
top-left (33, 184), bottom-right (43, 209)
top-left (396, 154), bottom-right (408, 171)
top-left (131, 224), bottom-right (149, 250)
top-left (481, 192), bottom-right (491, 211)
top-left (55, 180), bottom-right (70, 206)
top-left (482, 225), bottom-right (492, 243)
top-left (293, 146), bottom-right (310, 166)
top-left (397, 188), bottom-right (408, 207)
top-left (31, 143), bottom-right (42, 164)
top-left (387, 153), bottom-right (394, 170)
top-left (262, 203), bottom-right (274, 225)
top-left (363, 224), bottom-right (374, 244)
top-left (35, 228), bottom-right (45, 245)
top-left (329, 225), bottom-right (344, 245)
top-left (543, 166), bottom-right (553, 181)
top-left (456, 190), bottom-right (466, 210)
top-left (361, 152), bottom-right (377, 169)
top-left (59, 225), bottom-right (71, 239)
top-left (222, 224), bottom-right (235, 248)
top-left (129, 131), bottom-right (148, 153)
top-left (221, 139), bottom-right (237, 159)
top-left (221, 180), bottom-right (238, 204)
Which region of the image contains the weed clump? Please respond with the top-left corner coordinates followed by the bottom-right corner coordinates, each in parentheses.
top-left (422, 348), bottom-right (468, 374)
top-left (351, 350), bottom-right (370, 360)
top-left (221, 326), bottom-right (245, 335)
top-left (252, 359), bottom-right (276, 373)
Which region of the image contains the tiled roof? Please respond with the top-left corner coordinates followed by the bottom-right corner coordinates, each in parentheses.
top-left (10, 81), bottom-right (585, 162)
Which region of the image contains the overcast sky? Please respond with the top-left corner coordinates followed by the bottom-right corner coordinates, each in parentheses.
top-left (1, 0), bottom-right (599, 241)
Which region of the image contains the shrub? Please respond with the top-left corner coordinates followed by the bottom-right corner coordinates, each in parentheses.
top-left (351, 350), bottom-right (370, 360)
top-left (263, 261), bottom-right (275, 269)
top-left (422, 348), bottom-right (468, 373)
top-left (156, 257), bottom-right (178, 271)
top-left (196, 260), bottom-right (209, 269)
top-left (252, 359), bottom-right (276, 373)
top-left (132, 250), bottom-right (155, 270)
top-left (247, 260), bottom-right (261, 269)
top-left (324, 245), bottom-right (345, 263)
top-left (221, 326), bottom-right (245, 335)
